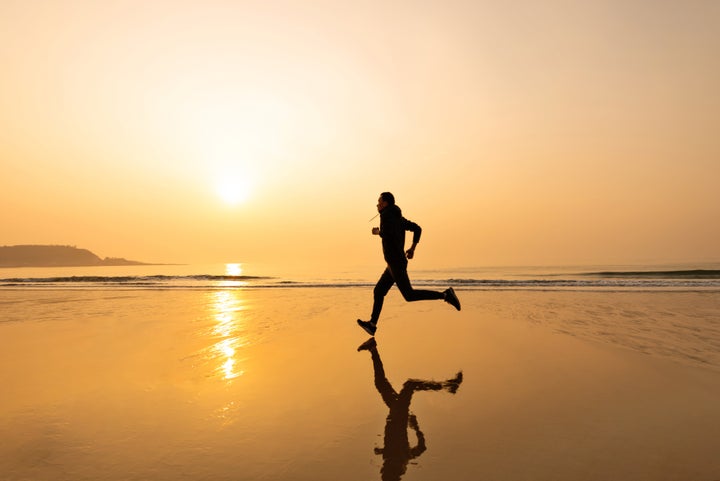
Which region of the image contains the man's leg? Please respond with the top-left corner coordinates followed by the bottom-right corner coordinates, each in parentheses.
top-left (389, 264), bottom-right (444, 302)
top-left (370, 267), bottom-right (395, 323)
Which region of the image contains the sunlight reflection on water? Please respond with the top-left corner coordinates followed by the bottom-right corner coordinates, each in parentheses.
top-left (217, 263), bottom-right (250, 288)
top-left (210, 289), bottom-right (246, 380)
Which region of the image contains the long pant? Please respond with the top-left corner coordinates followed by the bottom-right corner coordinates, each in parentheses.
top-left (370, 263), bottom-right (444, 323)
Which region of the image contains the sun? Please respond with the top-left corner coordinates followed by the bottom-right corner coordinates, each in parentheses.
top-left (215, 176), bottom-right (251, 205)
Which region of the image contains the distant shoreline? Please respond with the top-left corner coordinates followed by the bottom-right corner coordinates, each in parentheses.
top-left (0, 245), bottom-right (160, 268)
top-left (0, 264), bottom-right (175, 269)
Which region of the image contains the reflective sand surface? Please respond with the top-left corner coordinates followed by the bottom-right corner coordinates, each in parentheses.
top-left (1, 288), bottom-right (719, 480)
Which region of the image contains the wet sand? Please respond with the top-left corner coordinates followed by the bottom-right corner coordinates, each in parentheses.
top-left (1, 288), bottom-right (719, 480)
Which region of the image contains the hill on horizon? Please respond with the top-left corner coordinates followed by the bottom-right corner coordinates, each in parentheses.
top-left (0, 245), bottom-right (149, 267)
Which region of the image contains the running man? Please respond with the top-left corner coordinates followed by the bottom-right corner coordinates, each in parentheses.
top-left (357, 192), bottom-right (461, 336)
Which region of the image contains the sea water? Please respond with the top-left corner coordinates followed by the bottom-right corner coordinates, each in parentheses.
top-left (2, 262), bottom-right (720, 289)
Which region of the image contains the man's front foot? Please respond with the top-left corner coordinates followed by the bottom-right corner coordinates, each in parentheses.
top-left (357, 337), bottom-right (377, 351)
top-left (357, 319), bottom-right (377, 336)
top-left (444, 287), bottom-right (461, 311)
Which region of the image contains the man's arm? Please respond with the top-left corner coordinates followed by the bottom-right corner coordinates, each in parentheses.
top-left (404, 219), bottom-right (422, 259)
top-left (406, 241), bottom-right (418, 259)
top-left (408, 414), bottom-right (427, 458)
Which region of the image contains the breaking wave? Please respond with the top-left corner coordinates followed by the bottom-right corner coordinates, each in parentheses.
top-left (2, 270), bottom-right (720, 290)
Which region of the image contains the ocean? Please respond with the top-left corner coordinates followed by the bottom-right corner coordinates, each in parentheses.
top-left (2, 262), bottom-right (720, 290)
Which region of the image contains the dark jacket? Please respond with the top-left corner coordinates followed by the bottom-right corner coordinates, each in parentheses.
top-left (379, 204), bottom-right (422, 265)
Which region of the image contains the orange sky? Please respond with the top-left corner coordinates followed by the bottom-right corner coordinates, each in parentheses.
top-left (2, 0), bottom-right (719, 269)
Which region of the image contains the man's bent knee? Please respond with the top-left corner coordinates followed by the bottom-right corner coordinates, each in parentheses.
top-left (398, 287), bottom-right (416, 302)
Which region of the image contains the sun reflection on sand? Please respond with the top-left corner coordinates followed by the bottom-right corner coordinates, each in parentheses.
top-left (211, 290), bottom-right (246, 380)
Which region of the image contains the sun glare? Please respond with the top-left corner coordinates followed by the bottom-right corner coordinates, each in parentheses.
top-left (215, 177), bottom-right (251, 205)
top-left (225, 263), bottom-right (243, 276)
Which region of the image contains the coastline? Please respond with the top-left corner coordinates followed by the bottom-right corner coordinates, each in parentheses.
top-left (0, 245), bottom-right (155, 268)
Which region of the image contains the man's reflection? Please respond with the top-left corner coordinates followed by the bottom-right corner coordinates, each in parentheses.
top-left (357, 337), bottom-right (463, 481)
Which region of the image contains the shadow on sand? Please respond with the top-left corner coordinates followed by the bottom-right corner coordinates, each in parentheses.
top-left (357, 337), bottom-right (463, 481)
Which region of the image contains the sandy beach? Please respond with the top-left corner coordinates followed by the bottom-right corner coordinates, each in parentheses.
top-left (1, 287), bottom-right (719, 481)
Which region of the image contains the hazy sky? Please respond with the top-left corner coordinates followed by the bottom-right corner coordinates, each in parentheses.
top-left (2, 0), bottom-right (719, 269)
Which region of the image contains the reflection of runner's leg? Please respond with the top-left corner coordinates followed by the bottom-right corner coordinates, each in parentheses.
top-left (357, 337), bottom-right (397, 408)
top-left (444, 371), bottom-right (463, 393)
top-left (402, 371), bottom-right (463, 395)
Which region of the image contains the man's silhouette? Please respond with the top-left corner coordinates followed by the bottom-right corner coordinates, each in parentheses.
top-left (357, 192), bottom-right (461, 336)
top-left (358, 337), bottom-right (463, 481)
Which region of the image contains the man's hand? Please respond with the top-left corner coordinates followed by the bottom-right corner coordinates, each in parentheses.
top-left (372, 227), bottom-right (380, 235)
top-left (406, 247), bottom-right (415, 259)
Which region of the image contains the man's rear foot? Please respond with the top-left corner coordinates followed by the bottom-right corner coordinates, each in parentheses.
top-left (444, 287), bottom-right (461, 311)
top-left (444, 371), bottom-right (463, 394)
top-left (357, 319), bottom-right (377, 336)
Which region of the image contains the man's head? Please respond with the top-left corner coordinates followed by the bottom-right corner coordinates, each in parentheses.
top-left (377, 192), bottom-right (395, 212)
